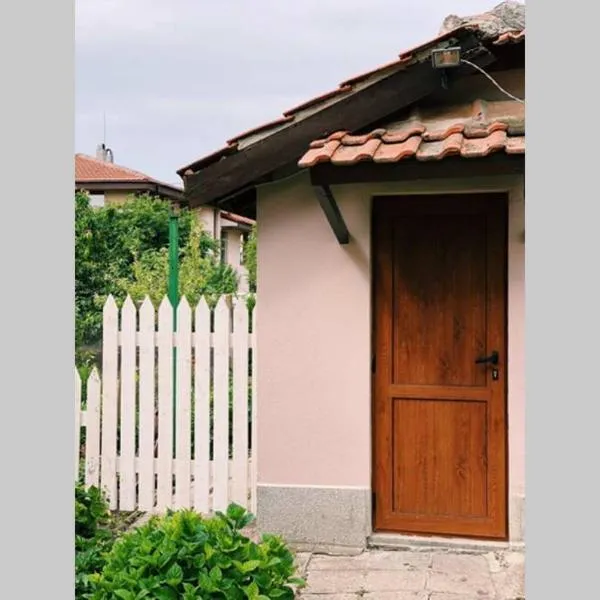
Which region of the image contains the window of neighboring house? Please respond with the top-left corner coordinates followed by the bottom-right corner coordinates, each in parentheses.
top-left (89, 193), bottom-right (105, 208)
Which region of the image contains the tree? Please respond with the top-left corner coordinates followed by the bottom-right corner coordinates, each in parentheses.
top-left (243, 225), bottom-right (257, 293)
top-left (119, 219), bottom-right (239, 308)
top-left (75, 191), bottom-right (238, 353)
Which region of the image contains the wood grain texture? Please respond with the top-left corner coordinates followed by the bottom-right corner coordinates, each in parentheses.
top-left (373, 193), bottom-right (508, 539)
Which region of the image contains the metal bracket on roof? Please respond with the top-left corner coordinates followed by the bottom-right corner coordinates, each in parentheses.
top-left (313, 185), bottom-right (350, 245)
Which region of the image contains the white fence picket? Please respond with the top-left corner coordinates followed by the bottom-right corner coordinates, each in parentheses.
top-left (78, 294), bottom-right (256, 515)
top-left (85, 368), bottom-right (101, 488)
top-left (213, 296), bottom-right (230, 512)
top-left (174, 297), bottom-right (192, 509)
top-left (75, 369), bottom-right (81, 482)
top-left (119, 296), bottom-right (137, 510)
top-left (194, 298), bottom-right (211, 514)
top-left (138, 297), bottom-right (156, 511)
top-left (232, 298), bottom-right (250, 508)
top-left (156, 297), bottom-right (174, 511)
top-left (250, 303), bottom-right (258, 514)
top-left (101, 295), bottom-right (119, 508)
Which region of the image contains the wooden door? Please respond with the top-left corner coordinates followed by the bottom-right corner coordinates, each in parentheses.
top-left (372, 193), bottom-right (508, 539)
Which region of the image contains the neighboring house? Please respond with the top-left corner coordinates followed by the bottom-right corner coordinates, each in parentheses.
top-left (75, 146), bottom-right (254, 291)
top-left (178, 5), bottom-right (525, 551)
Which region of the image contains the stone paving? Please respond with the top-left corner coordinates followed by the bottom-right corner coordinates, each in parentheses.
top-left (294, 547), bottom-right (525, 600)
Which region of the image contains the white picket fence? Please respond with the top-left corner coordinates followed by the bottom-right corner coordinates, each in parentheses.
top-left (75, 294), bottom-right (257, 515)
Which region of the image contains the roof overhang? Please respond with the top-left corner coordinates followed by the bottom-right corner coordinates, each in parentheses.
top-left (181, 29), bottom-right (516, 210)
top-left (307, 153), bottom-right (523, 244)
top-left (179, 26), bottom-right (525, 244)
top-left (310, 153), bottom-right (524, 187)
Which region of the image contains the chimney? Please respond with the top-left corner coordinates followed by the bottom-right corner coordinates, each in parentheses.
top-left (95, 143), bottom-right (114, 163)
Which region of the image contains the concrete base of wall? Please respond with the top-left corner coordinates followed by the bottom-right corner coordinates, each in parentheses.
top-left (256, 485), bottom-right (371, 550)
top-left (257, 485), bottom-right (525, 550)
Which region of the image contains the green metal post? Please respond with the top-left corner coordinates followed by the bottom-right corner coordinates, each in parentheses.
top-left (168, 208), bottom-right (179, 458)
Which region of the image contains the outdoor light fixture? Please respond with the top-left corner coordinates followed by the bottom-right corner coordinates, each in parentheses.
top-left (431, 47), bottom-right (462, 69)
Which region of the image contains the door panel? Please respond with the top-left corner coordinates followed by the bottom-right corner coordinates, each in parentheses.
top-left (372, 194), bottom-right (508, 539)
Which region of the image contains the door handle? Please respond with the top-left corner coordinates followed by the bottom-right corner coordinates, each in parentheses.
top-left (475, 350), bottom-right (499, 366)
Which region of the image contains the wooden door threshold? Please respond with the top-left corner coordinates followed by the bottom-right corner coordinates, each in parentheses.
top-left (368, 533), bottom-right (525, 554)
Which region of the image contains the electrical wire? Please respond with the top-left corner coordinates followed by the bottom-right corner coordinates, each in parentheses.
top-left (460, 58), bottom-right (525, 104)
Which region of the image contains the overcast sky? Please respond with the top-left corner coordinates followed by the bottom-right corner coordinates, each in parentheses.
top-left (75, 0), bottom-right (501, 186)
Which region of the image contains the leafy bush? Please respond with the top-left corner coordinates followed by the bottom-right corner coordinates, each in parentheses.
top-left (75, 191), bottom-right (239, 350)
top-left (120, 219), bottom-right (239, 309)
top-left (75, 484), bottom-right (117, 599)
top-left (242, 225), bottom-right (257, 293)
top-left (87, 504), bottom-right (304, 600)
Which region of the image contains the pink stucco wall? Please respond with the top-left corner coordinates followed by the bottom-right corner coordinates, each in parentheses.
top-left (256, 172), bottom-right (372, 488)
top-left (256, 173), bottom-right (525, 536)
top-left (508, 185), bottom-right (525, 501)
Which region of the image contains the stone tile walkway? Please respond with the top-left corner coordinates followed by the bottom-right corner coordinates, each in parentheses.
top-left (294, 548), bottom-right (524, 600)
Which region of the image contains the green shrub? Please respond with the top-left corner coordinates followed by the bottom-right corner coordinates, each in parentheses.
top-left (87, 504), bottom-right (304, 600)
top-left (75, 484), bottom-right (117, 598)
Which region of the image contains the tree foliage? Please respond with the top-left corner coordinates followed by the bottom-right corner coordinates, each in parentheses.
top-left (120, 219), bottom-right (239, 308)
top-left (243, 225), bottom-right (257, 293)
top-left (75, 191), bottom-right (239, 352)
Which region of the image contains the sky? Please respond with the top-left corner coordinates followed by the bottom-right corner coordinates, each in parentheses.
top-left (75, 0), bottom-right (501, 186)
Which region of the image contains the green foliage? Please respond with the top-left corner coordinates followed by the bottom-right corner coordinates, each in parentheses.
top-left (87, 504), bottom-right (304, 600)
top-left (119, 219), bottom-right (239, 308)
top-left (75, 484), bottom-right (117, 599)
top-left (243, 225), bottom-right (257, 293)
top-left (76, 190), bottom-right (194, 346)
top-left (76, 483), bottom-right (110, 538)
top-left (75, 191), bottom-right (239, 351)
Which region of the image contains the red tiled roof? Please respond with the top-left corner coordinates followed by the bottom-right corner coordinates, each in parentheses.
top-left (76, 154), bottom-right (157, 183)
top-left (298, 99), bottom-right (524, 167)
top-left (76, 154), bottom-right (253, 223)
top-left (220, 211), bottom-right (256, 226)
top-left (178, 26), bottom-right (525, 177)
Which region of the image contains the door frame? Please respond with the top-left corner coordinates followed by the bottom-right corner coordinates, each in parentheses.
top-left (368, 180), bottom-right (523, 542)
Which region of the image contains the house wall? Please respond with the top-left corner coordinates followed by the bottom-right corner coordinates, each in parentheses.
top-left (222, 228), bottom-right (249, 294)
top-left (255, 171), bottom-right (525, 549)
top-left (103, 190), bottom-right (131, 206)
top-left (194, 206), bottom-right (218, 237)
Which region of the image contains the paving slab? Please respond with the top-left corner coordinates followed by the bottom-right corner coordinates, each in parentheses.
top-left (363, 594), bottom-right (429, 600)
top-left (301, 570), bottom-right (367, 594)
top-left (299, 596), bottom-right (359, 600)
top-left (486, 551), bottom-right (525, 599)
top-left (310, 550), bottom-right (431, 571)
top-left (297, 546), bottom-right (524, 599)
top-left (427, 553), bottom-right (495, 597)
top-left (365, 569), bottom-right (427, 592)
top-left (295, 552), bottom-right (313, 575)
top-left (300, 593), bottom-right (427, 600)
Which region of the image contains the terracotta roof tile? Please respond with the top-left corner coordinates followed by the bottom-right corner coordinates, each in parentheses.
top-left (75, 154), bottom-right (152, 183)
top-left (297, 99), bottom-right (524, 167)
top-left (283, 85), bottom-right (353, 116)
top-left (493, 29), bottom-right (525, 45)
top-left (373, 135), bottom-right (422, 163)
top-left (339, 56), bottom-right (413, 87)
top-left (505, 136), bottom-right (525, 154)
top-left (179, 28), bottom-right (525, 176)
top-left (227, 116), bottom-right (294, 145)
top-left (330, 138), bottom-right (382, 166)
